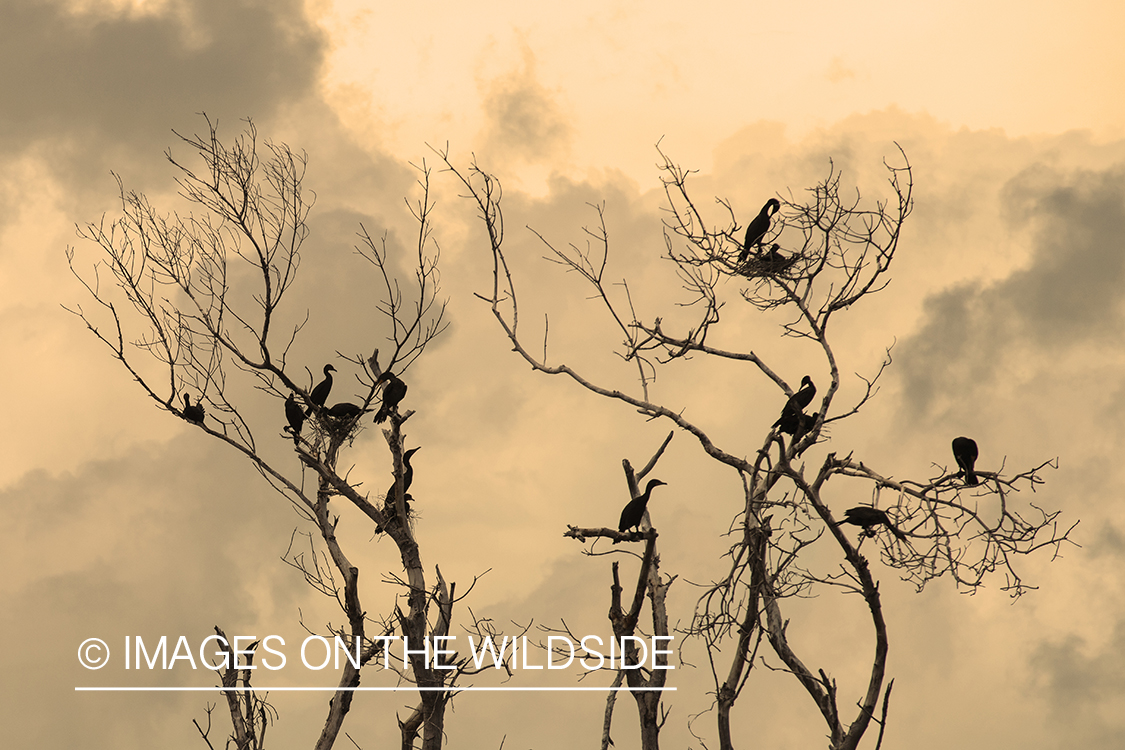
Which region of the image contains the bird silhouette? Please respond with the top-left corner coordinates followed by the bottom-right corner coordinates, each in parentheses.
top-left (773, 376), bottom-right (816, 436)
top-left (386, 446), bottom-right (421, 510)
top-left (284, 393), bottom-right (305, 439)
top-left (308, 364), bottom-right (336, 415)
top-left (835, 506), bottom-right (906, 540)
top-left (377, 446), bottom-right (422, 534)
top-left (739, 198), bottom-right (781, 262)
top-left (327, 402), bottom-right (366, 420)
top-left (952, 436), bottom-right (979, 486)
top-left (616, 478), bottom-right (667, 542)
top-left (374, 372), bottom-right (407, 424)
top-left (182, 394), bottom-right (205, 425)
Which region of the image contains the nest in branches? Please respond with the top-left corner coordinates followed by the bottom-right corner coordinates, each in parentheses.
top-left (376, 493), bottom-right (417, 535)
top-left (735, 250), bottom-right (801, 279)
top-left (310, 409), bottom-right (365, 444)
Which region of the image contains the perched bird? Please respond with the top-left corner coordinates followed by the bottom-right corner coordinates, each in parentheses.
top-left (792, 410), bottom-right (818, 441)
top-left (182, 394), bottom-right (205, 425)
top-left (952, 436), bottom-right (980, 486)
top-left (763, 243), bottom-right (784, 263)
top-left (284, 393), bottom-right (305, 438)
top-left (308, 364), bottom-right (336, 414)
top-left (739, 198), bottom-right (781, 262)
top-left (761, 243), bottom-right (788, 272)
top-left (774, 405), bottom-right (802, 436)
top-left (616, 478), bottom-right (667, 541)
top-left (377, 446), bottom-right (422, 533)
top-left (327, 402), bottom-right (366, 420)
top-left (386, 447), bottom-right (422, 509)
top-left (774, 403), bottom-right (818, 440)
top-left (773, 376), bottom-right (817, 436)
top-left (835, 506), bottom-right (906, 540)
top-left (374, 372), bottom-right (408, 424)
top-left (788, 375), bottom-right (816, 411)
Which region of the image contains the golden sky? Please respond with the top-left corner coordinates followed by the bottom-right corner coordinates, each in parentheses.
top-left (3, 0), bottom-right (1124, 747)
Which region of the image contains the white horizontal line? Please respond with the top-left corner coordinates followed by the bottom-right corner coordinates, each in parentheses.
top-left (75, 686), bottom-right (674, 692)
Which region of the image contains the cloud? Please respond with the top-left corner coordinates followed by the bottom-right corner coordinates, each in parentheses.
top-left (897, 160), bottom-right (1125, 417)
top-left (0, 0), bottom-right (327, 192)
top-left (478, 44), bottom-right (572, 168)
top-left (1029, 623), bottom-right (1125, 747)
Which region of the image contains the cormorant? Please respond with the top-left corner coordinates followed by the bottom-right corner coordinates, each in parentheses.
top-left (327, 402), bottom-right (366, 420)
top-left (386, 446), bottom-right (421, 507)
top-left (835, 506), bottom-right (906, 540)
top-left (789, 375), bottom-right (816, 411)
top-left (762, 243), bottom-right (785, 269)
top-left (616, 478), bottom-right (667, 540)
top-left (308, 364), bottom-right (336, 415)
top-left (739, 198), bottom-right (781, 262)
top-left (374, 372), bottom-right (407, 424)
top-left (952, 436), bottom-right (979, 486)
top-left (182, 394), bottom-right (205, 425)
top-left (284, 393), bottom-right (305, 438)
top-left (773, 376), bottom-right (816, 435)
top-left (377, 446), bottom-right (422, 533)
top-left (774, 409), bottom-right (817, 447)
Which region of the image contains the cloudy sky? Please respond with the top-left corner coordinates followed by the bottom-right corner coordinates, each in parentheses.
top-left (3, 0), bottom-right (1124, 747)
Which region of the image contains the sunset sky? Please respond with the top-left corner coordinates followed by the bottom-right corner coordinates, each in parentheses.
top-left (3, 0), bottom-right (1125, 748)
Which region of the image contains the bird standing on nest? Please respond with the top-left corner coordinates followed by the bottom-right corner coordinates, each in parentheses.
top-left (327, 402), bottom-right (366, 420)
top-left (308, 364), bottom-right (336, 415)
top-left (739, 198), bottom-right (781, 262)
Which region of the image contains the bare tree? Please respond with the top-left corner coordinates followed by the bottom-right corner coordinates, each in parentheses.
top-left (193, 627), bottom-right (277, 750)
top-left (67, 117), bottom-right (502, 750)
top-left (443, 144), bottom-right (1076, 750)
top-left (555, 433), bottom-right (676, 750)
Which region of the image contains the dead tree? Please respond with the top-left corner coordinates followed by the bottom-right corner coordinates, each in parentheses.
top-left (558, 434), bottom-right (676, 750)
top-left (67, 117), bottom-right (498, 750)
top-left (193, 627), bottom-right (277, 750)
top-left (443, 144), bottom-right (1075, 750)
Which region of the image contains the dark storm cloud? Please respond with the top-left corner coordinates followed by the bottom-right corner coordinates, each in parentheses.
top-left (898, 162), bottom-right (1125, 413)
top-left (0, 0), bottom-right (326, 186)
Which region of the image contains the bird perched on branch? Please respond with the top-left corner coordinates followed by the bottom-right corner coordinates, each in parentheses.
top-left (308, 364), bottom-right (336, 415)
top-left (773, 375), bottom-right (816, 437)
top-left (284, 393), bottom-right (305, 439)
top-left (952, 436), bottom-right (979, 486)
top-left (377, 446), bottom-right (422, 534)
top-left (182, 394), bottom-right (205, 425)
top-left (778, 410), bottom-right (818, 442)
top-left (386, 446), bottom-right (421, 510)
top-left (835, 506), bottom-right (906, 540)
top-left (739, 198), bottom-right (781, 262)
top-left (374, 371), bottom-right (407, 424)
top-left (616, 478), bottom-right (667, 542)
